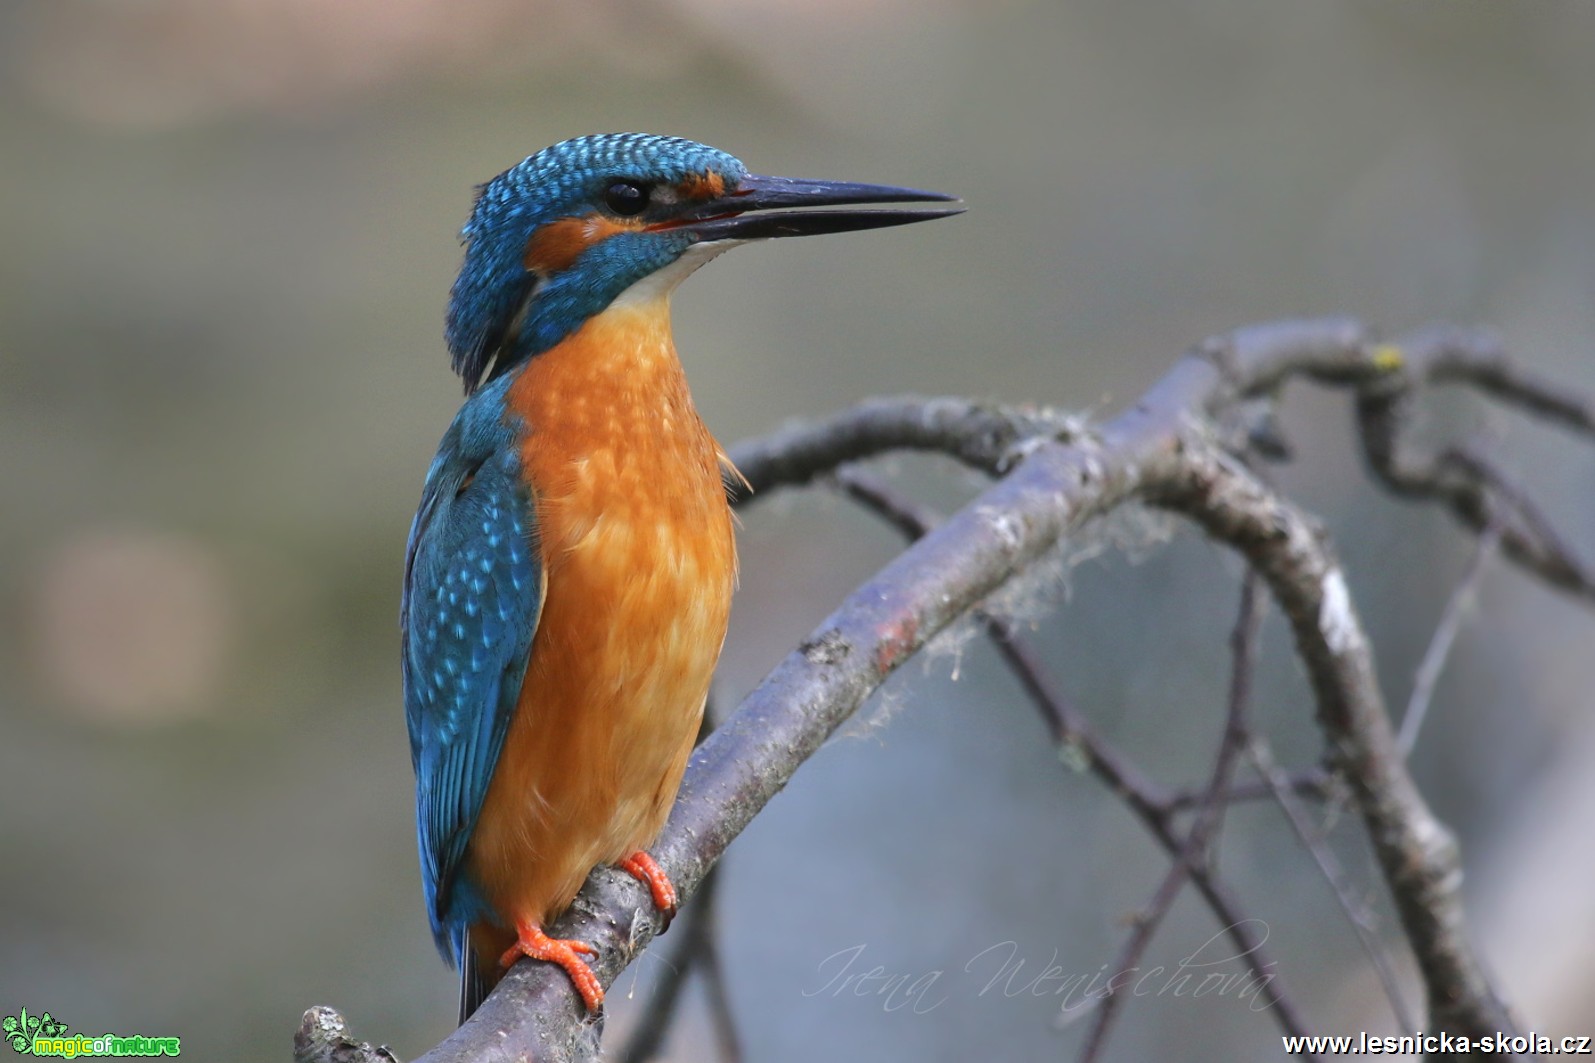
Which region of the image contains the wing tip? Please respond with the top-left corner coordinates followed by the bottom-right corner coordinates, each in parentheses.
top-left (458, 938), bottom-right (490, 1025)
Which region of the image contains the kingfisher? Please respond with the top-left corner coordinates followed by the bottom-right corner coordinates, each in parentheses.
top-left (401, 132), bottom-right (959, 1021)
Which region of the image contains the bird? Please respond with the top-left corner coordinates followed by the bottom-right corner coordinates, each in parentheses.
top-left (401, 132), bottom-right (960, 1022)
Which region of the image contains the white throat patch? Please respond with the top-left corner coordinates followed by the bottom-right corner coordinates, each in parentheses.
top-left (609, 239), bottom-right (744, 309)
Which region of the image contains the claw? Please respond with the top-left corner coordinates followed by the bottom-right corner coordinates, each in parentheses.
top-left (500, 921), bottom-right (603, 1011)
top-left (619, 850), bottom-right (678, 913)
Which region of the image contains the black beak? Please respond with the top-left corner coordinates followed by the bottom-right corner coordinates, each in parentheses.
top-left (675, 174), bottom-right (962, 241)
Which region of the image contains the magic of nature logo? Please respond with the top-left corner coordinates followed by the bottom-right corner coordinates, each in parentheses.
top-left (2, 1008), bottom-right (180, 1057)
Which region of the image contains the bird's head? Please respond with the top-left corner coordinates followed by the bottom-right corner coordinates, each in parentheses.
top-left (445, 132), bottom-right (960, 393)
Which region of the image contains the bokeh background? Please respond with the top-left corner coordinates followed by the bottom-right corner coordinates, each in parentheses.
top-left (4, 2), bottom-right (1594, 1059)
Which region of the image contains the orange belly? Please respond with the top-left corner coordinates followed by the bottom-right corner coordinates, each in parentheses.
top-left (463, 299), bottom-right (737, 943)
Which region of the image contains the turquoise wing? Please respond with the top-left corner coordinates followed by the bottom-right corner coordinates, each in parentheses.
top-left (401, 381), bottom-right (541, 960)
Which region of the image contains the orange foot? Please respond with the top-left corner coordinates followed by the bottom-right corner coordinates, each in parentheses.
top-left (499, 921), bottom-right (603, 1012)
top-left (619, 850), bottom-right (678, 913)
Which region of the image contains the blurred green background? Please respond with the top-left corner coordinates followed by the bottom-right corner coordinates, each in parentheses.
top-left (4, 2), bottom-right (1594, 1059)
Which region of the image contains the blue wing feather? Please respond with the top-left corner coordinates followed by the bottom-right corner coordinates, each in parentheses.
top-left (401, 374), bottom-right (541, 961)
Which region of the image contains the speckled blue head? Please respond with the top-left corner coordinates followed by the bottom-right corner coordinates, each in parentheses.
top-left (444, 132), bottom-right (962, 393)
top-left (445, 134), bottom-right (743, 392)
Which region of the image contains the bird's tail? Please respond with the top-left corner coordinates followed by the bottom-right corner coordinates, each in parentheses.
top-left (457, 938), bottom-right (491, 1025)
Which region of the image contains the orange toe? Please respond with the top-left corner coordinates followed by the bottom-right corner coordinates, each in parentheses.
top-left (500, 921), bottom-right (603, 1011)
top-left (619, 850), bottom-right (677, 912)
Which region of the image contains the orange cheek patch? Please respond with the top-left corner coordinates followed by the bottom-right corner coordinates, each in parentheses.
top-left (678, 171), bottom-right (727, 200)
top-left (524, 214), bottom-right (643, 274)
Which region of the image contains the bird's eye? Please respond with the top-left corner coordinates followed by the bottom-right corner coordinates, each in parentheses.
top-left (604, 181), bottom-right (651, 216)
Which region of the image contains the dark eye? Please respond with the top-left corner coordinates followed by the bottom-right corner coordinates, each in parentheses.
top-left (604, 180), bottom-right (650, 216)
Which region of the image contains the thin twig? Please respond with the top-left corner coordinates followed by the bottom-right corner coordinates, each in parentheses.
top-left (990, 616), bottom-right (1313, 1044)
top-left (1163, 769), bottom-right (1334, 812)
top-left (1077, 574), bottom-right (1264, 1062)
top-left (1248, 736), bottom-right (1416, 1032)
top-left (615, 866), bottom-right (734, 1063)
top-left (1420, 328), bottom-right (1595, 439)
top-left (697, 882), bottom-right (744, 1063)
top-left (1399, 519), bottom-right (1504, 755)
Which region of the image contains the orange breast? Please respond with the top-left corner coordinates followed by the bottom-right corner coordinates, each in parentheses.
top-left (464, 298), bottom-right (737, 932)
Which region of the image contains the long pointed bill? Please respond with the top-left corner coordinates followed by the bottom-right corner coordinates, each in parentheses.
top-left (673, 174), bottom-right (963, 241)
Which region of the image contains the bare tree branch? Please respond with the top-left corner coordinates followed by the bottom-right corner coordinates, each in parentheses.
top-left (294, 1006), bottom-right (400, 1063)
top-left (832, 468), bottom-right (1313, 1052)
top-left (1150, 442), bottom-right (1520, 1037)
top-left (300, 318), bottom-right (1591, 1061)
top-left (1355, 331), bottom-right (1595, 602)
